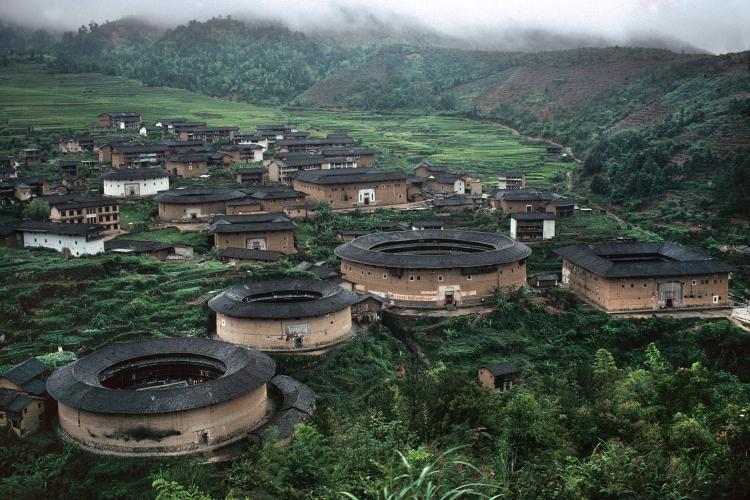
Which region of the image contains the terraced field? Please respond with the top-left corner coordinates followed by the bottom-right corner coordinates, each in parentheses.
top-left (0, 64), bottom-right (572, 188)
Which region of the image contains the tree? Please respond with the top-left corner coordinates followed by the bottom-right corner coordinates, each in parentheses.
top-left (22, 198), bottom-right (50, 221)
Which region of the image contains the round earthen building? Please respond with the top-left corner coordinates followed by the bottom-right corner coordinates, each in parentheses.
top-left (209, 278), bottom-right (359, 352)
top-left (335, 230), bottom-right (531, 307)
top-left (46, 337), bottom-right (276, 455)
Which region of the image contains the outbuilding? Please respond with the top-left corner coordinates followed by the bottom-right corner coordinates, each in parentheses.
top-left (153, 188), bottom-right (248, 222)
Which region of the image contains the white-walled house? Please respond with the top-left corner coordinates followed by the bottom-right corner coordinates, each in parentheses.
top-left (509, 212), bottom-right (555, 242)
top-left (102, 168), bottom-right (169, 198)
top-left (17, 222), bottom-right (104, 256)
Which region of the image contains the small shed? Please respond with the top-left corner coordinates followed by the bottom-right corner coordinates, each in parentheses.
top-left (530, 273), bottom-right (560, 288)
top-left (353, 293), bottom-right (385, 323)
top-left (478, 362), bottom-right (519, 391)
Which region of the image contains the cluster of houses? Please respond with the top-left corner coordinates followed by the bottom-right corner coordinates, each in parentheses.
top-left (1, 112), bottom-right (739, 445)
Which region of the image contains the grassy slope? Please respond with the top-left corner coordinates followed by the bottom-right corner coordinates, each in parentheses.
top-left (0, 64), bottom-right (570, 188)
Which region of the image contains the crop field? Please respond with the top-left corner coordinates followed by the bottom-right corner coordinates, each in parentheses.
top-left (0, 64), bottom-right (571, 187)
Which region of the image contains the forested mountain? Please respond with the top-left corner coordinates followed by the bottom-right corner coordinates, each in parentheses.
top-left (1, 16), bottom-right (749, 223)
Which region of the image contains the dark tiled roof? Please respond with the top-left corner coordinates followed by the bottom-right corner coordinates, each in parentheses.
top-left (483, 362), bottom-right (517, 376)
top-left (236, 167), bottom-right (266, 174)
top-left (167, 153), bottom-right (212, 162)
top-left (213, 221), bottom-right (297, 233)
top-left (511, 212), bottom-right (555, 220)
top-left (412, 220), bottom-right (444, 227)
top-left (112, 144), bottom-right (169, 154)
top-left (555, 242), bottom-right (736, 278)
top-left (46, 338), bottom-right (275, 415)
top-left (1, 358), bottom-right (47, 387)
top-left (320, 147), bottom-right (376, 156)
top-left (426, 173), bottom-right (460, 184)
top-left (102, 168), bottom-right (168, 180)
top-left (220, 248), bottom-right (285, 261)
top-left (294, 168), bottom-right (407, 185)
top-left (153, 188), bottom-right (247, 204)
top-left (256, 125), bottom-right (296, 131)
top-left (0, 389), bottom-right (37, 413)
top-left (433, 196), bottom-right (475, 206)
top-left (335, 230), bottom-right (531, 269)
top-left (17, 221), bottom-right (102, 237)
top-left (277, 138), bottom-right (355, 147)
top-left (550, 197), bottom-right (577, 207)
top-left (100, 112), bottom-right (139, 117)
top-left (275, 157), bottom-right (329, 168)
top-left (500, 188), bottom-right (554, 202)
top-left (222, 144), bottom-right (262, 151)
top-left (209, 278), bottom-right (358, 319)
top-left (189, 126), bottom-right (238, 132)
top-left (251, 190), bottom-right (307, 200)
top-left (211, 213), bottom-right (290, 225)
top-left (43, 194), bottom-right (116, 210)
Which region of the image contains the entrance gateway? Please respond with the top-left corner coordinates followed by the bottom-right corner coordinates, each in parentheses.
top-left (358, 188), bottom-right (375, 206)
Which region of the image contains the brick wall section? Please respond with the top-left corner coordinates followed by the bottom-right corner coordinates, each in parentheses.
top-left (340, 260), bottom-right (527, 307)
top-left (165, 160), bottom-right (209, 177)
top-left (500, 199), bottom-right (549, 214)
top-left (561, 259), bottom-right (731, 311)
top-left (216, 307), bottom-right (352, 351)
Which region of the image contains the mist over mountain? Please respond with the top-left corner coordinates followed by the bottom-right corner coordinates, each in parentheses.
top-left (1, 0), bottom-right (748, 54)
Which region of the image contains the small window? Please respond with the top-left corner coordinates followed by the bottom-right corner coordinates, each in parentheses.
top-left (409, 276), bottom-right (414, 281)
top-left (712, 295), bottom-right (719, 304)
top-left (220, 319), bottom-right (226, 327)
top-left (467, 275), bottom-right (472, 280)
top-left (438, 275), bottom-right (443, 281)
top-left (691, 280), bottom-right (697, 286)
top-left (383, 274), bottom-right (387, 279)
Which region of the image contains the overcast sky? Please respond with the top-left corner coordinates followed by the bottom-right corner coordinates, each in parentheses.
top-left (2, 0), bottom-right (748, 54)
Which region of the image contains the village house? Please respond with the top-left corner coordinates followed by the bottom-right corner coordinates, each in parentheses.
top-left (510, 212), bottom-right (556, 242)
top-left (478, 363), bottom-right (519, 392)
top-left (432, 195), bottom-right (479, 212)
top-left (556, 242), bottom-right (735, 312)
top-left (0, 358), bottom-right (49, 438)
top-left (210, 213), bottom-right (298, 253)
top-left (233, 131), bottom-right (270, 150)
top-left (0, 156), bottom-right (15, 170)
top-left (0, 167), bottom-right (17, 181)
top-left (106, 240), bottom-right (194, 262)
top-left (102, 168), bottom-right (170, 197)
top-left (154, 118), bottom-right (189, 133)
top-left (178, 126), bottom-right (238, 142)
top-left (171, 121), bottom-right (207, 136)
top-left (59, 160), bottom-right (79, 177)
top-left (547, 197), bottom-right (577, 218)
top-left (97, 112), bottom-right (141, 129)
top-left (250, 188), bottom-right (308, 212)
top-left (529, 273), bottom-right (560, 288)
top-left (165, 153), bottom-right (210, 177)
top-left (59, 136), bottom-right (95, 153)
top-left (268, 154), bottom-right (358, 185)
top-left (20, 148), bottom-right (41, 166)
top-left (412, 220), bottom-right (445, 230)
top-left (45, 194), bottom-right (120, 231)
top-left (16, 221), bottom-right (105, 256)
top-left (219, 247), bottom-right (286, 264)
top-left (320, 147), bottom-right (376, 167)
top-left (415, 162), bottom-right (482, 195)
top-left (276, 135), bottom-right (356, 153)
top-left (497, 171), bottom-right (526, 190)
top-left (293, 168), bottom-right (408, 209)
top-left (353, 293), bottom-right (385, 323)
top-left (222, 144), bottom-right (264, 165)
top-left (62, 174), bottom-right (87, 191)
top-left (493, 188), bottom-right (555, 214)
top-left (110, 144), bottom-right (169, 169)
top-left (236, 168), bottom-right (267, 186)
top-left (153, 188), bottom-right (248, 221)
top-left (256, 124), bottom-right (298, 141)
top-left (12, 177), bottom-right (49, 202)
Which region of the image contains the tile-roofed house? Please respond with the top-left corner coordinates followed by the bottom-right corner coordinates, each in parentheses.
top-left (0, 358), bottom-right (49, 396)
top-left (249, 188), bottom-right (308, 212)
top-left (267, 154), bottom-right (358, 185)
top-left (555, 241), bottom-right (735, 312)
top-left (16, 221), bottom-right (105, 256)
top-left (320, 147), bottom-right (376, 167)
top-left (510, 212), bottom-right (556, 242)
top-left (110, 143), bottom-right (169, 168)
top-left (178, 126), bottom-right (238, 142)
top-left (44, 194), bottom-right (120, 231)
top-left (102, 168), bottom-right (170, 198)
top-left (97, 112), bottom-right (141, 129)
top-left (59, 136), bottom-right (96, 153)
top-left (222, 143), bottom-right (263, 165)
top-left (497, 171), bottom-right (526, 190)
top-left (0, 387), bottom-right (46, 437)
top-left (493, 188), bottom-right (555, 214)
top-left (478, 362), bottom-right (519, 391)
top-left (165, 152), bottom-right (211, 177)
top-left (276, 136), bottom-right (356, 153)
top-left (211, 212), bottom-right (298, 254)
top-left (236, 167), bottom-right (267, 186)
top-left (292, 168), bottom-right (408, 208)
